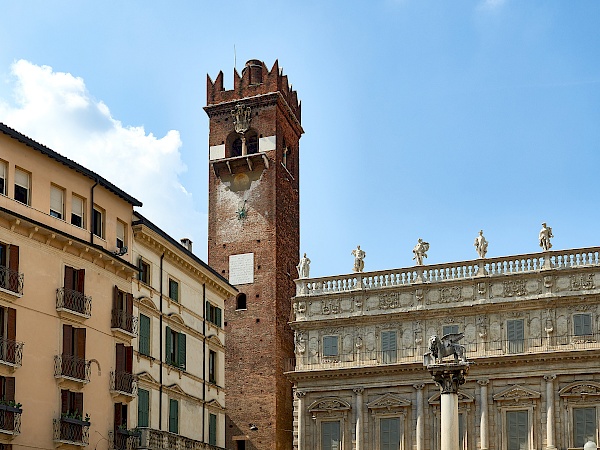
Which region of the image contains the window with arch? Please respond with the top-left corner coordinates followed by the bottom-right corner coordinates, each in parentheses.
top-left (246, 132), bottom-right (258, 154)
top-left (236, 293), bottom-right (247, 310)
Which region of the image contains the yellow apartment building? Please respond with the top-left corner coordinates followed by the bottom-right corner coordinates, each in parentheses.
top-left (130, 212), bottom-right (235, 450)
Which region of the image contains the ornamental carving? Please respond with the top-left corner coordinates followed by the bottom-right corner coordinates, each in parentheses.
top-left (367, 393), bottom-right (411, 412)
top-left (308, 397), bottom-right (351, 413)
top-left (322, 300), bottom-right (340, 315)
top-left (231, 104), bottom-right (252, 134)
top-left (493, 385), bottom-right (540, 404)
top-left (440, 286), bottom-right (461, 303)
top-left (570, 274), bottom-right (595, 291)
top-left (503, 279), bottom-right (526, 297)
top-left (559, 381), bottom-right (600, 400)
top-left (297, 301), bottom-right (306, 313)
top-left (477, 282), bottom-right (487, 295)
top-left (379, 293), bottom-right (400, 310)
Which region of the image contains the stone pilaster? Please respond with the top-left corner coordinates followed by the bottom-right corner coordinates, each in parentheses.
top-left (477, 379), bottom-right (489, 450)
top-left (353, 388), bottom-right (364, 450)
top-left (544, 375), bottom-right (557, 450)
top-left (296, 391), bottom-right (306, 450)
top-left (414, 384), bottom-right (425, 450)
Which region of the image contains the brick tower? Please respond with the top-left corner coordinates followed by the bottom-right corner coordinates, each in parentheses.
top-left (205, 59), bottom-right (302, 450)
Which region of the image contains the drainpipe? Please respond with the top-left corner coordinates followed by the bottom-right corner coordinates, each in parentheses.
top-left (159, 252), bottom-right (165, 429)
top-left (89, 179), bottom-right (98, 243)
top-left (202, 283), bottom-right (206, 443)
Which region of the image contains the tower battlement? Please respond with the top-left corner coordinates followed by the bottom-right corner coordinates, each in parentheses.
top-left (207, 59), bottom-right (301, 121)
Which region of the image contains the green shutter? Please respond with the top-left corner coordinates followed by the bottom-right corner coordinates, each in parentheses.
top-left (169, 399), bottom-right (178, 433)
top-left (380, 417), bottom-right (400, 450)
top-left (574, 407), bottom-right (597, 447)
top-left (165, 327), bottom-right (172, 365)
top-left (178, 333), bottom-right (186, 370)
top-left (139, 314), bottom-right (150, 356)
top-left (209, 413), bottom-right (217, 446)
top-left (137, 389), bottom-right (149, 427)
top-left (506, 411), bottom-right (528, 450)
top-left (323, 336), bottom-right (338, 357)
top-left (321, 421), bottom-right (340, 450)
top-left (216, 307), bottom-right (222, 328)
top-left (381, 331), bottom-right (397, 363)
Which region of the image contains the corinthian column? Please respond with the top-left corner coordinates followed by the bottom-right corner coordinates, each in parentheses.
top-left (414, 384), bottom-right (425, 450)
top-left (477, 380), bottom-right (489, 450)
top-left (544, 375), bottom-right (557, 450)
top-left (353, 388), bottom-right (364, 450)
top-left (296, 391), bottom-right (306, 450)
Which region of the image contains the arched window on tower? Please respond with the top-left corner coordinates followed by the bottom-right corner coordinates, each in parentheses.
top-left (231, 138), bottom-right (242, 157)
top-left (236, 293), bottom-right (247, 310)
top-left (247, 131), bottom-right (258, 154)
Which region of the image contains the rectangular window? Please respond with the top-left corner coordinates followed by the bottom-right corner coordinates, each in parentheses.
top-left (168, 399), bottom-right (178, 434)
top-left (165, 326), bottom-right (186, 370)
top-left (381, 330), bottom-right (397, 364)
top-left (50, 185), bottom-right (64, 219)
top-left (507, 319), bottom-right (524, 354)
top-left (168, 278), bottom-right (179, 302)
top-left (380, 417), bottom-right (400, 450)
top-left (138, 258), bottom-right (150, 284)
top-left (0, 306), bottom-right (18, 364)
top-left (92, 206), bottom-right (104, 238)
top-left (506, 410), bottom-right (528, 450)
top-left (321, 421), bottom-right (341, 450)
top-left (137, 389), bottom-right (149, 428)
top-left (574, 407), bottom-right (597, 447)
top-left (71, 195), bottom-right (84, 228)
top-left (139, 314), bottom-right (151, 356)
top-left (0, 161), bottom-right (7, 196)
top-left (209, 350), bottom-right (216, 384)
top-left (443, 325), bottom-right (459, 336)
top-left (14, 168), bottom-right (30, 205)
top-left (116, 220), bottom-right (126, 250)
top-left (323, 336), bottom-right (339, 358)
top-left (209, 413), bottom-right (217, 446)
top-left (0, 242), bottom-right (20, 293)
top-left (236, 442), bottom-right (246, 450)
top-left (0, 376), bottom-right (15, 402)
top-left (113, 403), bottom-right (127, 429)
top-left (206, 302), bottom-right (222, 328)
top-left (60, 389), bottom-right (83, 416)
top-left (574, 314), bottom-right (592, 336)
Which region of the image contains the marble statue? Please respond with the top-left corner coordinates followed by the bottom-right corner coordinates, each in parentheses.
top-left (297, 253), bottom-right (311, 279)
top-left (539, 222), bottom-right (553, 251)
top-left (351, 245), bottom-right (366, 273)
top-left (412, 239), bottom-right (429, 266)
top-left (474, 230), bottom-right (488, 258)
top-left (231, 103), bottom-right (252, 134)
top-left (424, 333), bottom-right (467, 366)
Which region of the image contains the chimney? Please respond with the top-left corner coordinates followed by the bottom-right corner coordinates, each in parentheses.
top-left (180, 238), bottom-right (193, 252)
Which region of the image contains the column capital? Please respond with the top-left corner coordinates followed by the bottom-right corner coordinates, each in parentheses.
top-left (428, 363), bottom-right (470, 395)
top-left (353, 387), bottom-right (364, 395)
top-left (413, 383), bottom-right (425, 391)
top-left (296, 390), bottom-right (306, 398)
top-left (544, 374), bottom-right (557, 382)
top-left (477, 379), bottom-right (490, 386)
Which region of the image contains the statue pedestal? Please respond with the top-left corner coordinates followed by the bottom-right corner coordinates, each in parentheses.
top-left (428, 363), bottom-right (470, 450)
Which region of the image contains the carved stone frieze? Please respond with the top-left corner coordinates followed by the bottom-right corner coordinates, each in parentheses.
top-left (570, 273), bottom-right (595, 291)
top-left (322, 299), bottom-right (340, 315)
top-left (367, 393), bottom-right (411, 413)
top-left (493, 385), bottom-right (540, 404)
top-left (379, 292), bottom-right (400, 310)
top-left (440, 286), bottom-right (461, 303)
top-left (503, 279), bottom-right (526, 297)
top-left (308, 397), bottom-right (352, 413)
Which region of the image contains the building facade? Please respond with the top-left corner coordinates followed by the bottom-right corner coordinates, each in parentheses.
top-left (131, 212), bottom-right (236, 450)
top-left (205, 59), bottom-right (303, 450)
top-left (288, 245), bottom-right (600, 450)
top-left (0, 122), bottom-right (141, 450)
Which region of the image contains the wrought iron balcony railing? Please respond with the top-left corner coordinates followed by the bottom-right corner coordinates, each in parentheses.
top-left (56, 288), bottom-right (92, 317)
top-left (0, 265), bottom-right (23, 295)
top-left (111, 309), bottom-right (138, 335)
top-left (0, 337), bottom-right (23, 368)
top-left (286, 332), bottom-right (600, 372)
top-left (109, 429), bottom-right (141, 450)
top-left (0, 404), bottom-right (22, 435)
top-left (53, 417), bottom-right (90, 446)
top-left (136, 427), bottom-right (226, 450)
top-left (54, 354), bottom-right (91, 383)
top-left (110, 371), bottom-right (137, 396)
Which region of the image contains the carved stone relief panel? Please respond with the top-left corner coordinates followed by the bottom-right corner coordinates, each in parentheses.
top-left (322, 299), bottom-right (340, 315)
top-left (366, 296), bottom-right (380, 311)
top-left (341, 297), bottom-right (353, 313)
top-left (379, 292), bottom-right (400, 310)
top-left (426, 289), bottom-right (440, 305)
top-left (440, 286), bottom-right (462, 303)
top-left (489, 314), bottom-right (502, 342)
top-left (462, 285), bottom-right (475, 300)
top-left (365, 329), bottom-right (376, 352)
top-left (556, 276), bottom-right (571, 292)
top-left (525, 279), bottom-right (542, 295)
top-left (402, 328), bottom-right (413, 349)
top-left (400, 292), bottom-right (413, 307)
top-left (342, 333), bottom-right (354, 354)
top-left (477, 315), bottom-right (488, 340)
top-left (490, 283), bottom-right (504, 299)
top-left (529, 316), bottom-right (541, 339)
top-left (309, 301), bottom-right (321, 317)
top-left (556, 313), bottom-right (569, 336)
top-left (570, 273), bottom-right (595, 291)
top-left (503, 279), bottom-right (526, 297)
top-left (465, 323), bottom-right (477, 345)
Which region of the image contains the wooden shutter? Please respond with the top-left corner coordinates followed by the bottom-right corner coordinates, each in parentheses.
top-left (137, 389), bottom-right (149, 427)
top-left (169, 399), bottom-right (178, 433)
top-left (7, 308), bottom-right (16, 341)
top-left (216, 307), bottom-right (222, 328)
top-left (75, 328), bottom-right (86, 360)
top-left (64, 267), bottom-right (74, 290)
top-left (126, 293), bottom-right (133, 316)
top-left (63, 325), bottom-right (73, 356)
top-left (113, 286), bottom-right (119, 311)
top-left (506, 411), bottom-right (528, 450)
top-left (209, 414), bottom-right (217, 446)
top-left (125, 346), bottom-right (133, 374)
top-left (77, 269), bottom-right (85, 294)
top-left (178, 333), bottom-right (186, 369)
top-left (116, 343), bottom-right (126, 372)
top-left (4, 377), bottom-right (15, 402)
top-left (8, 245), bottom-right (19, 292)
top-left (139, 315), bottom-right (150, 356)
top-left (61, 389), bottom-right (69, 414)
top-left (380, 417), bottom-right (400, 450)
top-left (73, 392), bottom-right (84, 416)
top-left (165, 327), bottom-right (172, 364)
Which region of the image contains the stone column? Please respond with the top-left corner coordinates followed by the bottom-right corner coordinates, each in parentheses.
top-left (544, 375), bottom-right (557, 450)
top-left (296, 391), bottom-right (306, 450)
top-left (353, 387), bottom-right (364, 450)
top-left (429, 364), bottom-right (469, 450)
top-left (477, 380), bottom-right (489, 450)
top-left (414, 384), bottom-right (425, 450)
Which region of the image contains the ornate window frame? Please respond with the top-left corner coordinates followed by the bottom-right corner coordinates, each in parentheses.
top-left (493, 385), bottom-right (540, 450)
top-left (559, 381), bottom-right (600, 447)
top-left (429, 391), bottom-right (474, 450)
top-left (308, 397), bottom-right (351, 450)
top-left (367, 393), bottom-right (411, 450)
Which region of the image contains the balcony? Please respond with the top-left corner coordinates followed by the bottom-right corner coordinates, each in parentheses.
top-left (0, 265), bottom-right (23, 296)
top-left (110, 371), bottom-right (137, 401)
top-left (56, 288), bottom-right (92, 319)
top-left (54, 354), bottom-right (91, 385)
top-left (109, 429), bottom-right (140, 450)
top-left (111, 310), bottom-right (138, 338)
top-left (53, 417), bottom-right (90, 447)
top-left (137, 428), bottom-right (225, 450)
top-left (286, 333), bottom-right (600, 372)
top-left (0, 403), bottom-right (22, 436)
top-left (0, 337), bottom-right (23, 369)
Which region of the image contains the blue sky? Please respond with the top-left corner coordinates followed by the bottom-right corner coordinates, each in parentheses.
top-left (1, 1), bottom-right (599, 277)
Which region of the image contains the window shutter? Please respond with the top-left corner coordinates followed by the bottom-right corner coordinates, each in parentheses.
top-left (77, 269), bottom-right (85, 294)
top-left (64, 267), bottom-right (74, 290)
top-left (74, 392), bottom-right (84, 417)
top-left (7, 308), bottom-right (16, 341)
top-left (205, 302), bottom-right (210, 321)
top-left (216, 307), bottom-right (222, 328)
top-left (50, 187), bottom-right (63, 217)
top-left (138, 389), bottom-right (149, 427)
top-left (125, 346), bottom-right (133, 374)
top-left (75, 328), bottom-right (86, 360)
top-left (137, 257), bottom-right (143, 280)
top-left (114, 403), bottom-right (122, 428)
top-left (209, 413), bottom-right (217, 446)
top-left (178, 333), bottom-right (186, 370)
top-left (63, 325), bottom-right (73, 356)
top-left (116, 343), bottom-right (126, 373)
top-left (72, 196), bottom-right (83, 218)
top-left (169, 399), bottom-right (178, 433)
top-left (139, 314), bottom-right (150, 356)
top-left (113, 286), bottom-right (119, 311)
top-left (8, 245), bottom-right (19, 292)
top-left (4, 377), bottom-right (15, 402)
top-left (126, 293), bottom-right (133, 316)
top-left (165, 327), bottom-right (172, 365)
top-left (323, 336), bottom-right (338, 357)
top-left (61, 389), bottom-right (69, 414)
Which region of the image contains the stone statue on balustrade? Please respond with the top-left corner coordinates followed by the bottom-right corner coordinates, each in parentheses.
top-left (423, 333), bottom-right (467, 367)
top-left (351, 245), bottom-right (366, 273)
top-left (539, 222), bottom-right (553, 251)
top-left (474, 230), bottom-right (488, 259)
top-left (297, 253), bottom-right (311, 279)
top-left (412, 239), bottom-right (429, 266)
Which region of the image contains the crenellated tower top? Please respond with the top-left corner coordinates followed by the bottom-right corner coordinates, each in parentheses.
top-left (206, 59), bottom-right (301, 122)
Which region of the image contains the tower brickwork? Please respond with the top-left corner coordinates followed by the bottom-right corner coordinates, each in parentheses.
top-left (205, 60), bottom-right (302, 450)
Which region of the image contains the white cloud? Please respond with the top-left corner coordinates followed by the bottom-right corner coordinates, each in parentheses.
top-left (0, 59), bottom-right (206, 257)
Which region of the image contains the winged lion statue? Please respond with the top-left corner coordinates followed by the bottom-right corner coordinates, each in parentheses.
top-left (423, 333), bottom-right (467, 366)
